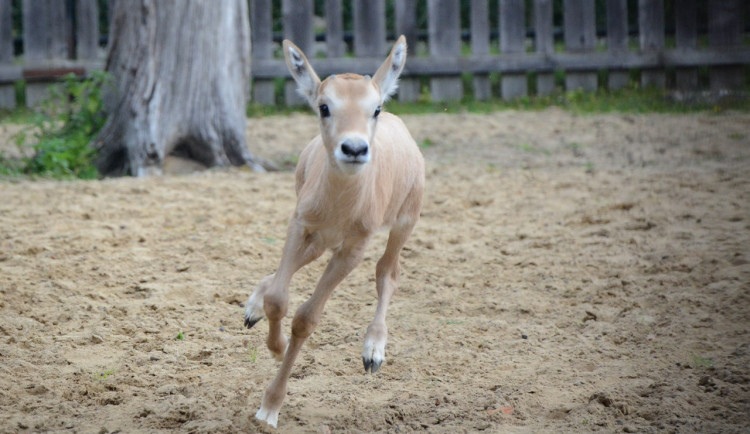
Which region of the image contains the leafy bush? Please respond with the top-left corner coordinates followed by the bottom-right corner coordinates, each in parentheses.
top-left (5, 71), bottom-right (111, 179)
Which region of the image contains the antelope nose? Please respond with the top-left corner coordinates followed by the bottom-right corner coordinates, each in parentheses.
top-left (340, 139), bottom-right (369, 158)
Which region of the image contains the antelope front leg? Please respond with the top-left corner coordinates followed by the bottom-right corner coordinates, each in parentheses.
top-left (363, 222), bottom-right (415, 373)
top-left (255, 240), bottom-right (367, 428)
top-left (244, 221), bottom-right (324, 360)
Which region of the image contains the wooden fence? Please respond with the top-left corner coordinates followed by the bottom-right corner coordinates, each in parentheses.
top-left (1, 0), bottom-right (748, 109)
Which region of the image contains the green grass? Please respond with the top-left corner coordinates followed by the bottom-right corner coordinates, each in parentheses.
top-left (692, 355), bottom-right (715, 368)
top-left (247, 345), bottom-right (259, 363)
top-left (247, 85), bottom-right (749, 118)
top-left (93, 368), bottom-right (115, 381)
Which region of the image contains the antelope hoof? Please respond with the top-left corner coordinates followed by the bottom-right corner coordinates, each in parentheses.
top-left (243, 291), bottom-right (266, 329)
top-left (244, 316), bottom-right (262, 329)
top-left (362, 338), bottom-right (386, 373)
top-left (255, 405), bottom-right (280, 429)
top-left (362, 356), bottom-right (384, 373)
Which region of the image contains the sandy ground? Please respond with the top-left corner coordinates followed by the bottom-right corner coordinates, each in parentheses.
top-left (1, 109), bottom-right (749, 433)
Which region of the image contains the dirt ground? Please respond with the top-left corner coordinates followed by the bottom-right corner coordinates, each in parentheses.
top-left (1, 109), bottom-right (749, 433)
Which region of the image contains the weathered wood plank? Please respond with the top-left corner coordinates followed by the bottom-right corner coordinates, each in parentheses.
top-left (76, 0), bottom-right (99, 60)
top-left (23, 0), bottom-right (70, 61)
top-left (534, 0), bottom-right (555, 95)
top-left (606, 0), bottom-right (629, 90)
top-left (674, 0), bottom-right (697, 90)
top-left (325, 0), bottom-right (344, 58)
top-left (564, 0), bottom-right (597, 91)
top-left (500, 0), bottom-right (527, 100)
top-left (282, 0), bottom-right (314, 105)
top-left (250, 0), bottom-right (274, 105)
top-left (428, 0), bottom-right (462, 101)
top-left (639, 0), bottom-right (665, 88)
top-left (0, 0), bottom-right (10, 62)
top-left (23, 0), bottom-right (72, 106)
top-left (251, 49), bottom-right (750, 79)
top-left (708, 0), bottom-right (744, 91)
top-left (0, 0), bottom-right (14, 108)
top-left (471, 0), bottom-right (491, 100)
top-left (251, 0), bottom-right (273, 59)
top-left (353, 0), bottom-right (385, 57)
top-left (395, 0), bottom-right (419, 102)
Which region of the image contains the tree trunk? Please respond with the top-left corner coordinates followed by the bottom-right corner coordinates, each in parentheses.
top-left (92, 0), bottom-right (264, 176)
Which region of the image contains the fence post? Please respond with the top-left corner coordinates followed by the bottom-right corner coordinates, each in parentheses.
top-left (674, 0), bottom-right (697, 90)
top-left (353, 0), bottom-right (385, 58)
top-left (76, 0), bottom-right (99, 60)
top-left (283, 0), bottom-right (313, 106)
top-left (325, 0), bottom-right (344, 58)
top-left (606, 0), bottom-right (629, 90)
top-left (251, 0), bottom-right (274, 105)
top-left (534, 0), bottom-right (554, 96)
top-left (638, 0), bottom-right (665, 88)
top-left (23, 0), bottom-right (72, 106)
top-left (395, 0), bottom-right (419, 102)
top-left (500, 0), bottom-right (526, 99)
top-left (564, 0), bottom-right (597, 91)
top-left (0, 0), bottom-right (14, 108)
top-left (708, 0), bottom-right (744, 91)
top-left (471, 0), bottom-right (491, 100)
top-left (428, 0), bottom-right (462, 101)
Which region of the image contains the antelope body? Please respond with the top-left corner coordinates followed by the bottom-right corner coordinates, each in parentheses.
top-left (243, 36), bottom-right (424, 428)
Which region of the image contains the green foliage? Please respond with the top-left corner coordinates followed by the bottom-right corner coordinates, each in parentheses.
top-left (3, 71), bottom-right (111, 179)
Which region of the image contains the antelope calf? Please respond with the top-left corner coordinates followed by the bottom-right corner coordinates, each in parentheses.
top-left (243, 36), bottom-right (424, 428)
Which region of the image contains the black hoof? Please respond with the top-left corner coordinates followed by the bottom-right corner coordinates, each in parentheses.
top-left (244, 316), bottom-right (262, 329)
top-left (362, 357), bottom-right (383, 373)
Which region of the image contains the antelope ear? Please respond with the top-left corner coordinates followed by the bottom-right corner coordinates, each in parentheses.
top-left (283, 40), bottom-right (321, 109)
top-left (373, 35), bottom-right (407, 103)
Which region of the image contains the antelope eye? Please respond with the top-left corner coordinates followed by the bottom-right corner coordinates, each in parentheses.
top-left (374, 106), bottom-right (381, 118)
top-left (319, 104), bottom-right (330, 118)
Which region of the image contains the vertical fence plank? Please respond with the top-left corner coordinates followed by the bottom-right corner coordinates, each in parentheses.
top-left (283, 0), bottom-right (314, 105)
top-left (395, 0), bottom-right (419, 102)
top-left (606, 0), bottom-right (629, 90)
top-left (23, 0), bottom-right (70, 61)
top-left (500, 0), bottom-right (527, 99)
top-left (0, 0), bottom-right (14, 108)
top-left (534, 0), bottom-right (554, 96)
top-left (708, 0), bottom-right (744, 91)
top-left (564, 0), bottom-right (597, 91)
top-left (353, 0), bottom-right (385, 57)
top-left (251, 0), bottom-right (274, 105)
top-left (325, 0), bottom-right (344, 57)
top-left (674, 0), bottom-right (697, 90)
top-left (23, 0), bottom-right (72, 106)
top-left (471, 0), bottom-right (491, 100)
top-left (76, 0), bottom-right (99, 60)
top-left (638, 0), bottom-right (665, 88)
top-left (428, 0), bottom-right (462, 101)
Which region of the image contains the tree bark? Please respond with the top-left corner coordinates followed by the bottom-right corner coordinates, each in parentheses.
top-left (92, 0), bottom-right (264, 176)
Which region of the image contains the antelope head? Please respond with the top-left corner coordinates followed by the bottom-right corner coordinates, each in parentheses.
top-left (283, 36), bottom-right (407, 174)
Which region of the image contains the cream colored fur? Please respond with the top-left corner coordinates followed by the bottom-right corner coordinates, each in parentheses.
top-left (244, 36), bottom-right (424, 429)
